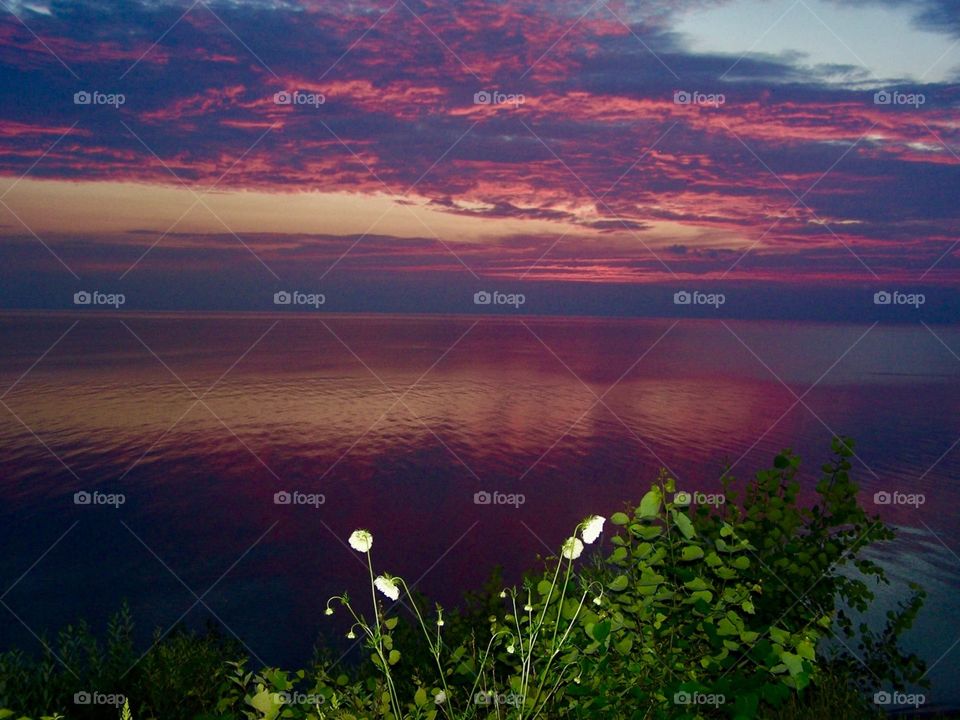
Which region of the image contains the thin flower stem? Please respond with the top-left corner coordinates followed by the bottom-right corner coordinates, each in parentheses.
top-left (364, 554), bottom-right (402, 720)
top-left (520, 554), bottom-right (563, 717)
top-left (550, 558), bottom-right (574, 651)
top-left (531, 582), bottom-right (585, 715)
top-left (396, 579), bottom-right (452, 713)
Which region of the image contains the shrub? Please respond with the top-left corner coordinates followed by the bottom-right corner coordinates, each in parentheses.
top-left (0, 604), bottom-right (240, 720)
top-left (0, 439), bottom-right (930, 719)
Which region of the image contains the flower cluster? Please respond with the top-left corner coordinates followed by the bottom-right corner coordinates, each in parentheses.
top-left (561, 515), bottom-right (605, 560)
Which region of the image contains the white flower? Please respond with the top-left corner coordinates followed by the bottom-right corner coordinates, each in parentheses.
top-left (348, 529), bottom-right (373, 553)
top-left (434, 690), bottom-right (446, 705)
top-left (593, 595), bottom-right (602, 606)
top-left (324, 607), bottom-right (334, 616)
top-left (375, 575), bottom-right (400, 601)
top-left (507, 644), bottom-right (515, 654)
top-left (346, 630), bottom-right (356, 639)
top-left (581, 515), bottom-right (605, 544)
top-left (561, 536), bottom-right (584, 560)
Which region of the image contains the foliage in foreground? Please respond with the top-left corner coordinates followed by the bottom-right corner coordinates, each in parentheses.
top-left (0, 439), bottom-right (933, 719)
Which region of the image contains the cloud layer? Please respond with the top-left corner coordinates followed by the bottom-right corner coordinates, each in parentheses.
top-left (0, 0), bottom-right (958, 294)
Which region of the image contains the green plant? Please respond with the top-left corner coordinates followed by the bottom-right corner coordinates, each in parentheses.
top-left (0, 440), bottom-right (931, 719)
top-left (314, 522), bottom-right (606, 720)
top-left (542, 438), bottom-right (928, 718)
top-left (0, 604), bottom-right (240, 720)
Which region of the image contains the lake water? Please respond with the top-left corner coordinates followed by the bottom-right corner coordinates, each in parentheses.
top-left (1, 313), bottom-right (958, 708)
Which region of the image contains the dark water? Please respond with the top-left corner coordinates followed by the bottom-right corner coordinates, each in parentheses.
top-left (1, 313), bottom-right (958, 706)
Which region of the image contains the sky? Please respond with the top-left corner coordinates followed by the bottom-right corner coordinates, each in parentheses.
top-left (0, 0), bottom-right (958, 317)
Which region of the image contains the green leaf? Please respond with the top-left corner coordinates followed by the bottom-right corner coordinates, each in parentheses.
top-left (611, 512), bottom-right (630, 525)
top-left (592, 620), bottom-right (611, 643)
top-left (608, 574), bottom-right (629, 592)
top-left (385, 616), bottom-right (398, 630)
top-left (684, 577), bottom-right (710, 592)
top-left (637, 567), bottom-right (665, 593)
top-left (689, 590), bottom-right (713, 604)
top-left (770, 626), bottom-right (790, 644)
top-left (537, 579), bottom-right (553, 595)
top-left (247, 689), bottom-right (282, 720)
top-left (781, 651), bottom-right (804, 677)
top-left (415, 687), bottom-right (428, 707)
top-left (632, 524), bottom-right (663, 540)
top-left (717, 618), bottom-right (738, 636)
top-left (637, 488), bottom-right (661, 518)
top-left (673, 511), bottom-right (695, 539)
top-left (680, 545), bottom-right (704, 561)
top-left (388, 649), bottom-right (401, 665)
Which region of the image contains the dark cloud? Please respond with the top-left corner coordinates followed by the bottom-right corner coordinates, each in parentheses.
top-left (0, 0), bottom-right (958, 299)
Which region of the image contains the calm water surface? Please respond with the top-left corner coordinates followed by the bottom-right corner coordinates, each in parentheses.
top-left (1, 313), bottom-right (958, 706)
